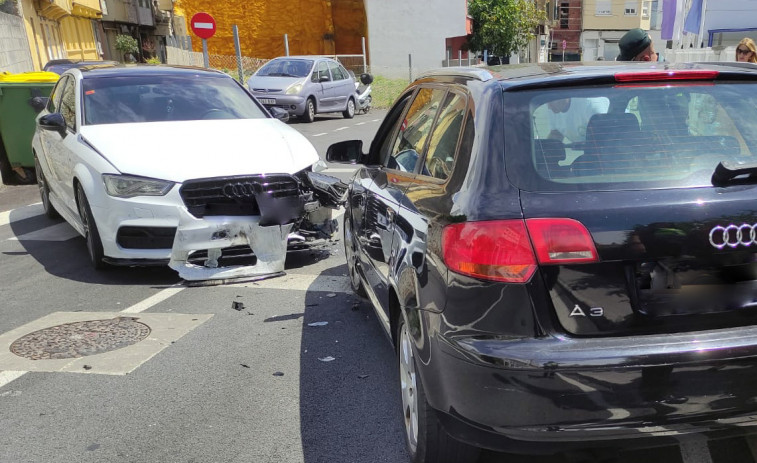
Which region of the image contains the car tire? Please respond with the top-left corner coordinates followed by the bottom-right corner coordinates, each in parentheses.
top-left (76, 185), bottom-right (107, 270)
top-left (34, 155), bottom-right (59, 219)
top-left (397, 319), bottom-right (480, 463)
top-left (344, 216), bottom-right (366, 297)
top-left (343, 98), bottom-right (356, 119)
top-left (302, 98), bottom-right (316, 123)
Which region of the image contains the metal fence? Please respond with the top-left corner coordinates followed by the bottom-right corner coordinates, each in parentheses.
top-left (0, 11), bottom-right (34, 73)
top-left (663, 46), bottom-right (739, 64)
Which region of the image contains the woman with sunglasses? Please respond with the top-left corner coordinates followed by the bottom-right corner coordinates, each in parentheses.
top-left (736, 38), bottom-right (757, 63)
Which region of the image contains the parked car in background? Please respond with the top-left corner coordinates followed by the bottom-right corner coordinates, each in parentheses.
top-left (32, 64), bottom-right (345, 280)
top-left (327, 62), bottom-right (757, 462)
top-left (247, 56), bottom-right (357, 122)
top-left (43, 59), bottom-right (119, 75)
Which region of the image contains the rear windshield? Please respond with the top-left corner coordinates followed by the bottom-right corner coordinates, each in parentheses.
top-left (504, 82), bottom-right (757, 191)
top-left (82, 75), bottom-right (267, 125)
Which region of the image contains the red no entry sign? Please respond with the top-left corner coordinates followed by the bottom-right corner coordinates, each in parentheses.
top-left (190, 12), bottom-right (216, 40)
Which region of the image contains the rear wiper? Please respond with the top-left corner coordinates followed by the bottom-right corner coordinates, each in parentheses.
top-left (711, 160), bottom-right (757, 186)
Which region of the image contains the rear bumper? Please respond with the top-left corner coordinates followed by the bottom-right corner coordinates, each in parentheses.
top-left (423, 314), bottom-right (757, 452)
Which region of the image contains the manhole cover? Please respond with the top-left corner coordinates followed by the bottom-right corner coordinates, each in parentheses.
top-left (10, 317), bottom-right (151, 360)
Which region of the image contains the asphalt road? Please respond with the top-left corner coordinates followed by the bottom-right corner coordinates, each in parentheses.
top-left (0, 110), bottom-right (755, 463)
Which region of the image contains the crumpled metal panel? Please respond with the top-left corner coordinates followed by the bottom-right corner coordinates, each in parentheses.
top-left (168, 214), bottom-right (293, 281)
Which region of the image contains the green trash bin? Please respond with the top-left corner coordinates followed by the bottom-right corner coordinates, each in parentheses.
top-left (0, 71), bottom-right (59, 185)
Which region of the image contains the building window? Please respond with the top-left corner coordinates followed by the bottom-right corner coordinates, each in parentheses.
top-left (596, 0), bottom-right (611, 15)
top-left (624, 1), bottom-right (638, 15)
top-left (560, 2), bottom-right (569, 29)
top-left (642, 1), bottom-right (650, 18)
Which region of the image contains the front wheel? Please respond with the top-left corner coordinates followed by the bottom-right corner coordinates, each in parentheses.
top-left (34, 155), bottom-right (59, 219)
top-left (397, 319), bottom-right (480, 463)
top-left (343, 98), bottom-right (356, 119)
top-left (302, 98), bottom-right (316, 123)
top-left (76, 186), bottom-right (106, 270)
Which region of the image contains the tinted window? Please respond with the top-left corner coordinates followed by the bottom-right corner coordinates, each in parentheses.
top-left (255, 59), bottom-right (313, 78)
top-left (82, 75), bottom-right (267, 125)
top-left (421, 91), bottom-right (467, 180)
top-left (59, 77), bottom-right (77, 131)
top-left (312, 61), bottom-right (330, 82)
top-left (46, 76), bottom-right (66, 113)
top-left (507, 83), bottom-right (757, 191)
top-left (329, 62), bottom-right (346, 81)
top-left (386, 87), bottom-right (446, 173)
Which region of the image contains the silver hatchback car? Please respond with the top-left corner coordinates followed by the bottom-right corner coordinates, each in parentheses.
top-left (247, 56), bottom-right (357, 122)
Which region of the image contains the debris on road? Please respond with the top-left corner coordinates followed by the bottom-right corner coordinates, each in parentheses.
top-left (273, 371), bottom-right (284, 377)
top-left (241, 364), bottom-right (250, 368)
top-left (307, 321), bottom-right (328, 327)
top-left (232, 301), bottom-right (245, 311)
top-left (318, 356), bottom-right (336, 362)
top-left (358, 374), bottom-right (369, 379)
top-left (326, 293), bottom-right (336, 298)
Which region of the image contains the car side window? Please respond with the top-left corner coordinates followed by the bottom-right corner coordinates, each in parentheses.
top-left (329, 62), bottom-right (346, 81)
top-left (59, 77), bottom-right (77, 132)
top-left (312, 61), bottom-right (330, 83)
top-left (421, 91), bottom-right (467, 181)
top-left (46, 76), bottom-right (66, 113)
top-left (385, 87), bottom-right (446, 173)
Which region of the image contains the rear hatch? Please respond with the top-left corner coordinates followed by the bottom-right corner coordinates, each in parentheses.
top-left (505, 69), bottom-right (757, 336)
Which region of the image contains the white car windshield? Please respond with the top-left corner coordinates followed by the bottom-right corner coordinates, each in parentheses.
top-left (82, 75), bottom-right (267, 125)
top-left (255, 59), bottom-right (314, 78)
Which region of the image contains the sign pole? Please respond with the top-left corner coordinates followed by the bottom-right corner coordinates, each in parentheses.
top-left (202, 38), bottom-right (209, 68)
top-left (233, 25), bottom-right (243, 82)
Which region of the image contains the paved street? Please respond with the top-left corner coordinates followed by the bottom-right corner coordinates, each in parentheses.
top-left (1, 111), bottom-right (756, 463)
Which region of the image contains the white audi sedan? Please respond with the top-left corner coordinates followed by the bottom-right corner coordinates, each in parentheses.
top-left (32, 65), bottom-right (344, 279)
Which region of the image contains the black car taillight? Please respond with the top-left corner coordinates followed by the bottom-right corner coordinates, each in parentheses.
top-left (442, 219), bottom-right (598, 283)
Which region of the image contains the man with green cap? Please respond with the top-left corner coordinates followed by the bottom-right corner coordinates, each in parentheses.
top-left (617, 28), bottom-right (660, 61)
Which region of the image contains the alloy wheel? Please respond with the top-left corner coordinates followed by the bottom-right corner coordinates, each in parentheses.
top-left (399, 322), bottom-right (419, 453)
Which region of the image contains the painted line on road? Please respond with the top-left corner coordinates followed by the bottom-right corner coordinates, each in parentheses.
top-left (371, 119), bottom-right (381, 122)
top-left (0, 371), bottom-right (27, 390)
top-left (0, 203), bottom-right (43, 227)
top-left (355, 122), bottom-right (366, 126)
top-left (120, 286), bottom-right (186, 314)
top-left (334, 127), bottom-right (348, 131)
top-left (8, 222), bottom-right (80, 242)
top-left (313, 133), bottom-right (328, 137)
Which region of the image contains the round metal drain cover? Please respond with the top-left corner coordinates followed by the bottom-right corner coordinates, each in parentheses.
top-left (10, 317), bottom-right (151, 360)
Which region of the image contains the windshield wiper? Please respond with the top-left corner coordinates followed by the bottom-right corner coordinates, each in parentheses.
top-left (711, 160), bottom-right (757, 186)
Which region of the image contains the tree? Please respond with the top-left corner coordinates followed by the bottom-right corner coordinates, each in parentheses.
top-left (467, 0), bottom-right (546, 58)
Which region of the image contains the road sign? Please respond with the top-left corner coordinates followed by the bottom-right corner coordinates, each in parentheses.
top-left (562, 39), bottom-right (567, 50)
top-left (190, 12), bottom-right (216, 40)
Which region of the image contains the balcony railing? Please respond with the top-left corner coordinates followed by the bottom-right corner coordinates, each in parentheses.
top-left (35, 0), bottom-right (72, 21)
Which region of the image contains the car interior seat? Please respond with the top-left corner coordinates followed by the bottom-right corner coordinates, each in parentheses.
top-left (573, 112), bottom-right (641, 175)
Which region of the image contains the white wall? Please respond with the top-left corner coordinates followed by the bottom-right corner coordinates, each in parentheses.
top-left (702, 0), bottom-right (757, 37)
top-left (0, 11), bottom-right (34, 73)
top-left (364, 0), bottom-right (467, 79)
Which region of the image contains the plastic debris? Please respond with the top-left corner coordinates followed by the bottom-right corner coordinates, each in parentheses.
top-left (232, 301), bottom-right (245, 311)
top-left (351, 303), bottom-right (360, 311)
top-left (83, 365), bottom-right (92, 370)
top-left (318, 356), bottom-right (336, 362)
top-left (241, 364), bottom-right (250, 368)
top-left (358, 374), bottom-right (369, 379)
top-left (307, 321), bottom-right (328, 327)
top-left (327, 293), bottom-right (337, 298)
top-left (273, 371), bottom-right (284, 377)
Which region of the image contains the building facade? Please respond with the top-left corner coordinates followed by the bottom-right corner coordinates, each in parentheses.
top-left (18, 0), bottom-right (103, 70)
top-left (581, 0), bottom-right (663, 61)
top-left (550, 0), bottom-right (582, 61)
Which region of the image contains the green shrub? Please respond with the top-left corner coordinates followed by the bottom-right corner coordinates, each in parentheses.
top-left (372, 75), bottom-right (409, 109)
top-left (115, 35), bottom-right (138, 55)
top-left (146, 57), bottom-right (161, 65)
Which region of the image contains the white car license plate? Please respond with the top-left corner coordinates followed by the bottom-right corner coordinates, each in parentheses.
top-left (259, 98), bottom-right (276, 105)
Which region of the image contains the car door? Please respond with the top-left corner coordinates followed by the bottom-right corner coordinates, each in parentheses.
top-left (310, 60), bottom-right (333, 110)
top-left (51, 75), bottom-right (83, 216)
top-left (36, 75), bottom-right (68, 191)
top-left (357, 86), bottom-right (447, 319)
top-left (328, 62), bottom-right (352, 110)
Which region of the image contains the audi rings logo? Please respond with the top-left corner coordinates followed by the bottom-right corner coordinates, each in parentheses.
top-left (709, 224), bottom-right (757, 249)
top-left (222, 182), bottom-right (259, 199)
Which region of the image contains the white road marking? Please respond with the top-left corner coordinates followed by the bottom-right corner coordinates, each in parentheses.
top-left (120, 286), bottom-right (186, 314)
top-left (371, 119), bottom-right (381, 122)
top-left (0, 203), bottom-right (43, 227)
top-left (0, 371), bottom-right (26, 390)
top-left (8, 222), bottom-right (79, 242)
top-left (334, 127), bottom-right (348, 131)
top-left (355, 122), bottom-right (366, 126)
top-left (313, 133), bottom-right (328, 137)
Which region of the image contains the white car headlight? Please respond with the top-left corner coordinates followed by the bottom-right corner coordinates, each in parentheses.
top-left (286, 81), bottom-right (304, 95)
top-left (102, 174), bottom-right (174, 198)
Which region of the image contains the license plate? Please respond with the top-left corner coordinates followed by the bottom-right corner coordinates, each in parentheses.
top-left (259, 98), bottom-right (276, 105)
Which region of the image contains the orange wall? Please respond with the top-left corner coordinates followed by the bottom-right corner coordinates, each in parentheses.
top-left (175, 0), bottom-right (366, 58)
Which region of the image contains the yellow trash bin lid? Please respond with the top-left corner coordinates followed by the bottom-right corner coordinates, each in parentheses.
top-left (0, 71), bottom-right (60, 83)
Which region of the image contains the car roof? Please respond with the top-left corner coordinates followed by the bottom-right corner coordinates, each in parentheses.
top-left (415, 61), bottom-right (757, 89)
top-left (71, 64), bottom-right (228, 79)
top-left (270, 55), bottom-right (334, 61)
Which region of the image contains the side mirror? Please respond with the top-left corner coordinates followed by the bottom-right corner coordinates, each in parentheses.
top-left (38, 113), bottom-right (67, 137)
top-left (268, 106), bottom-right (290, 122)
top-left (29, 96), bottom-right (49, 113)
top-left (326, 140), bottom-right (363, 164)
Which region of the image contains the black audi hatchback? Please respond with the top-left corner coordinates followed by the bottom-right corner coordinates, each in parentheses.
top-left (327, 62), bottom-right (757, 462)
